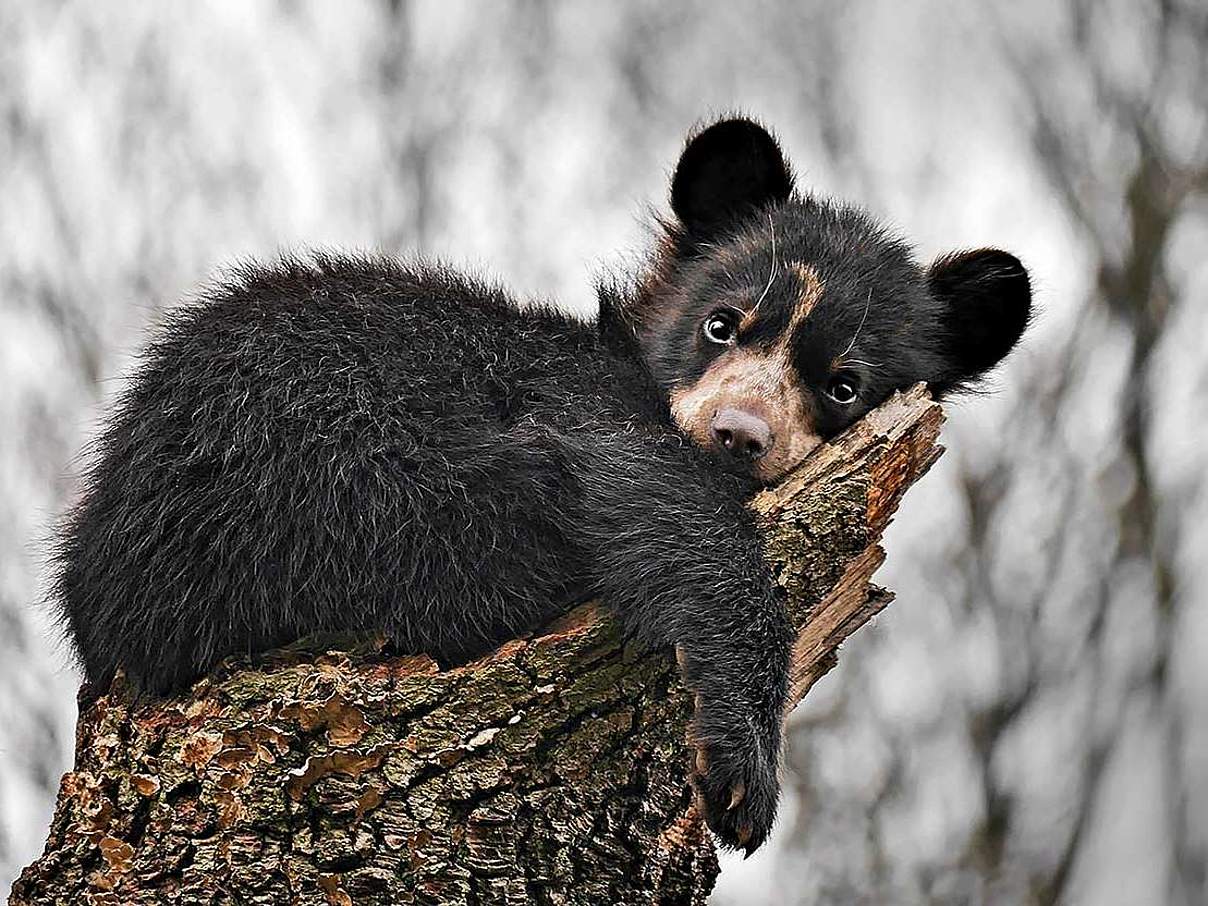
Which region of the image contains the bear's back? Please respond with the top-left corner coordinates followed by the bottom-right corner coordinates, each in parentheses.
top-left (56, 254), bottom-right (636, 693)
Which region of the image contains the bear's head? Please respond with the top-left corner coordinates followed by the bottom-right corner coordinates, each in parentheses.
top-left (628, 117), bottom-right (1031, 484)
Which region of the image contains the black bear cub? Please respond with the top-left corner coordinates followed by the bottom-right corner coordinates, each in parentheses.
top-left (56, 117), bottom-right (1030, 852)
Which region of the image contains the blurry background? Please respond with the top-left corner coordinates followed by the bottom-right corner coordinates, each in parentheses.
top-left (1, 1), bottom-right (1205, 903)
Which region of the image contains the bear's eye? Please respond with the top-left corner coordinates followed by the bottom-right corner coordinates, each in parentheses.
top-left (826, 374), bottom-right (860, 405)
top-left (702, 311), bottom-right (738, 346)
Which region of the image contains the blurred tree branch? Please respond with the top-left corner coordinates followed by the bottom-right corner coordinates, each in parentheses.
top-left (992, 2), bottom-right (1208, 900)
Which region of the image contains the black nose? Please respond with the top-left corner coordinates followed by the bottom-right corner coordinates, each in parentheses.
top-left (710, 409), bottom-right (773, 462)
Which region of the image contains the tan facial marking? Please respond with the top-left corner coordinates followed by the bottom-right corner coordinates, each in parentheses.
top-left (739, 305), bottom-right (761, 333)
top-left (670, 262), bottom-right (827, 483)
top-left (783, 263), bottom-right (824, 348)
top-left (739, 261), bottom-right (823, 339)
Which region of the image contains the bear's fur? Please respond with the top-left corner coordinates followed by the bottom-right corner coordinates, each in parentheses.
top-left (54, 117), bottom-right (1031, 851)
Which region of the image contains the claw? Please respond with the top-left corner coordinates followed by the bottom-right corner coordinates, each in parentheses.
top-left (728, 781), bottom-right (745, 811)
top-left (695, 747), bottom-right (709, 775)
top-left (675, 644), bottom-right (688, 670)
top-left (736, 823), bottom-right (753, 850)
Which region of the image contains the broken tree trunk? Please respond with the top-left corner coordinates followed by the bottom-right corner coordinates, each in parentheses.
top-left (10, 385), bottom-right (943, 906)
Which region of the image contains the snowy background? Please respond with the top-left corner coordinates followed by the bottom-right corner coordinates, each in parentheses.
top-left (2, 2), bottom-right (1206, 903)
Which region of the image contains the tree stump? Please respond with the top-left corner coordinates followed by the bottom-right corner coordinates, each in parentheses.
top-left (10, 385), bottom-right (943, 906)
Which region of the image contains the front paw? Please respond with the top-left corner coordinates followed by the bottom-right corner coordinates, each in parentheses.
top-left (690, 706), bottom-right (780, 855)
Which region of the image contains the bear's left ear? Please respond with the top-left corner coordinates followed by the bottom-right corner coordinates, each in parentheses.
top-left (670, 118), bottom-right (794, 238)
top-left (927, 248), bottom-right (1031, 394)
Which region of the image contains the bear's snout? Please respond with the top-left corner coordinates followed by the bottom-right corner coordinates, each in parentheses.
top-left (710, 408), bottom-right (772, 463)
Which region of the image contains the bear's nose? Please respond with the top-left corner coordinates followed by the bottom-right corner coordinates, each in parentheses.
top-left (710, 409), bottom-right (773, 462)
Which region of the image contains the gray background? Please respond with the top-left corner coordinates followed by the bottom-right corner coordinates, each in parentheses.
top-left (2, 2), bottom-right (1205, 903)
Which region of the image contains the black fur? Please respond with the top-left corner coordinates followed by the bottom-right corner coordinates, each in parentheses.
top-left (670, 118), bottom-right (794, 239)
top-left (54, 116), bottom-right (1031, 853)
top-left (927, 248), bottom-right (1032, 393)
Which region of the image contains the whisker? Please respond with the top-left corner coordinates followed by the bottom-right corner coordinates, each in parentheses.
top-left (838, 288), bottom-right (873, 360)
top-left (752, 213), bottom-right (778, 312)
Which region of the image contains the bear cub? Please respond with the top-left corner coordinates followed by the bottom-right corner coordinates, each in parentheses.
top-left (55, 117), bottom-right (1031, 852)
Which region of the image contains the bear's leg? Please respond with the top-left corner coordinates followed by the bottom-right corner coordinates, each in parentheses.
top-left (567, 433), bottom-right (792, 854)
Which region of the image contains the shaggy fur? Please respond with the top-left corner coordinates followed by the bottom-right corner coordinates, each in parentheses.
top-left (54, 117), bottom-right (1031, 852)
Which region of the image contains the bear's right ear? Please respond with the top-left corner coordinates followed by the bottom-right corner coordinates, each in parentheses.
top-left (927, 248), bottom-right (1032, 394)
top-left (670, 118), bottom-right (794, 239)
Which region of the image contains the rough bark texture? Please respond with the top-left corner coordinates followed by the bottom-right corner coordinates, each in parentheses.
top-left (10, 385), bottom-right (943, 906)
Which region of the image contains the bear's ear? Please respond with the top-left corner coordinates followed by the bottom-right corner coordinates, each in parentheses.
top-left (927, 248), bottom-right (1031, 394)
top-left (670, 118), bottom-right (794, 238)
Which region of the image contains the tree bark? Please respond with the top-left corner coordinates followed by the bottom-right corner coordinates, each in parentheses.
top-left (10, 385), bottom-right (942, 906)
